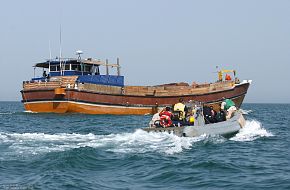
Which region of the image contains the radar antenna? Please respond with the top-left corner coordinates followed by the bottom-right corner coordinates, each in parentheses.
top-left (76, 50), bottom-right (83, 60)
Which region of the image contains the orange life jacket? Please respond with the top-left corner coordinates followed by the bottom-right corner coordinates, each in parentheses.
top-left (225, 74), bottom-right (232, 81)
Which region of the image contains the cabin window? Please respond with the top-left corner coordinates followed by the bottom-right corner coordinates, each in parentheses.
top-left (71, 64), bottom-right (77, 71)
top-left (84, 65), bottom-right (92, 72)
top-left (50, 65), bottom-right (60, 71)
top-left (65, 64), bottom-right (70, 70)
top-left (71, 64), bottom-right (81, 71)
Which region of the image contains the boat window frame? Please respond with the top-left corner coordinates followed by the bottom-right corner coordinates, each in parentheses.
top-left (71, 64), bottom-right (81, 71)
top-left (84, 64), bottom-right (92, 73)
top-left (50, 65), bottom-right (60, 72)
top-left (64, 64), bottom-right (71, 71)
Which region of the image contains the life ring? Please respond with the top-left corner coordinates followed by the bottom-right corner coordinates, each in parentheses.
top-left (160, 115), bottom-right (172, 127)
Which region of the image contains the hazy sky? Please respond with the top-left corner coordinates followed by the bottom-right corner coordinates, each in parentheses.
top-left (0, 0), bottom-right (289, 103)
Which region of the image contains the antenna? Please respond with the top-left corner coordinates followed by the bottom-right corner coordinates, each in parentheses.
top-left (59, 24), bottom-right (62, 76)
top-left (76, 50), bottom-right (83, 75)
top-left (117, 58), bottom-right (120, 76)
top-left (76, 50), bottom-right (83, 60)
top-left (49, 40), bottom-right (51, 73)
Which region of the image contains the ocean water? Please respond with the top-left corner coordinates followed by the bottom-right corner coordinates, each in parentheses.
top-left (0, 102), bottom-right (289, 190)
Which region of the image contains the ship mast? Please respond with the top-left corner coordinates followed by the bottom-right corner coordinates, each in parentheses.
top-left (76, 50), bottom-right (83, 75)
top-left (59, 24), bottom-right (62, 76)
top-left (48, 40), bottom-right (51, 73)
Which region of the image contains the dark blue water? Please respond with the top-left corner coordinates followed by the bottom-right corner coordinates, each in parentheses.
top-left (0, 102), bottom-right (289, 190)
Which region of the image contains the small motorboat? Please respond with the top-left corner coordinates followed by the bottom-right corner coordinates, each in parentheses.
top-left (143, 110), bottom-right (246, 137)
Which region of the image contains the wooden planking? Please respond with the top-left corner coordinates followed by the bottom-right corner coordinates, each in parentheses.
top-left (23, 81), bottom-right (61, 90)
top-left (22, 94), bottom-right (247, 115)
top-left (23, 76), bottom-right (78, 90)
top-left (60, 76), bottom-right (78, 87)
top-left (123, 81), bottom-right (233, 96)
top-left (23, 76), bottom-right (234, 96)
top-left (78, 83), bottom-right (122, 95)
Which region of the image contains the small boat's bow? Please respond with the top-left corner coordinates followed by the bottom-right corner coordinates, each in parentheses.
top-left (183, 111), bottom-right (245, 137)
top-left (237, 111), bottom-right (246, 128)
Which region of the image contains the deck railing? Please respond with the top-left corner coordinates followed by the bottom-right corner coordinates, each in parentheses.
top-left (23, 76), bottom-right (78, 90)
top-left (23, 76), bottom-right (234, 96)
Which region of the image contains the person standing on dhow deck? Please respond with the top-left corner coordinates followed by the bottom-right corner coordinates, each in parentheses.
top-left (221, 97), bottom-right (237, 119)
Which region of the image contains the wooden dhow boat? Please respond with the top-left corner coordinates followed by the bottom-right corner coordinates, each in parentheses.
top-left (21, 52), bottom-right (251, 115)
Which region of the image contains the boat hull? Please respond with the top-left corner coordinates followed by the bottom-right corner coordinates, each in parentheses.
top-left (143, 112), bottom-right (246, 137)
top-left (23, 101), bottom-right (152, 115)
top-left (182, 112), bottom-right (244, 137)
top-left (21, 82), bottom-right (250, 115)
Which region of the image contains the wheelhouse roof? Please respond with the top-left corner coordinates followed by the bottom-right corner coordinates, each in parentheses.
top-left (34, 58), bottom-right (120, 68)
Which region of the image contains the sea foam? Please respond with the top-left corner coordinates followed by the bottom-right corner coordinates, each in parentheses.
top-left (0, 130), bottom-right (205, 156)
top-left (0, 120), bottom-right (273, 157)
top-left (230, 120), bottom-right (273, 142)
top-left (0, 112), bottom-right (14, 115)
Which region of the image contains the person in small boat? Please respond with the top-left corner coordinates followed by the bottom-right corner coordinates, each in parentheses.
top-left (159, 106), bottom-right (173, 118)
top-left (149, 112), bottom-right (160, 127)
top-left (173, 98), bottom-right (188, 122)
top-left (194, 105), bottom-right (205, 126)
top-left (210, 106), bottom-right (217, 123)
top-left (203, 106), bottom-right (215, 124)
top-left (221, 97), bottom-right (237, 119)
top-left (215, 108), bottom-right (226, 122)
top-left (186, 114), bottom-right (195, 126)
top-left (185, 104), bottom-right (197, 126)
top-left (159, 106), bottom-right (173, 127)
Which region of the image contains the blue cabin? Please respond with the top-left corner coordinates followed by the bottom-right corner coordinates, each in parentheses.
top-left (33, 57), bottom-right (124, 87)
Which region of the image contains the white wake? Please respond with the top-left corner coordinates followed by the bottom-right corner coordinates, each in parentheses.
top-left (0, 120), bottom-right (273, 157)
top-left (23, 110), bottom-right (38, 114)
top-left (0, 130), bottom-right (205, 156)
top-left (0, 112), bottom-right (14, 115)
top-left (230, 120), bottom-right (273, 141)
